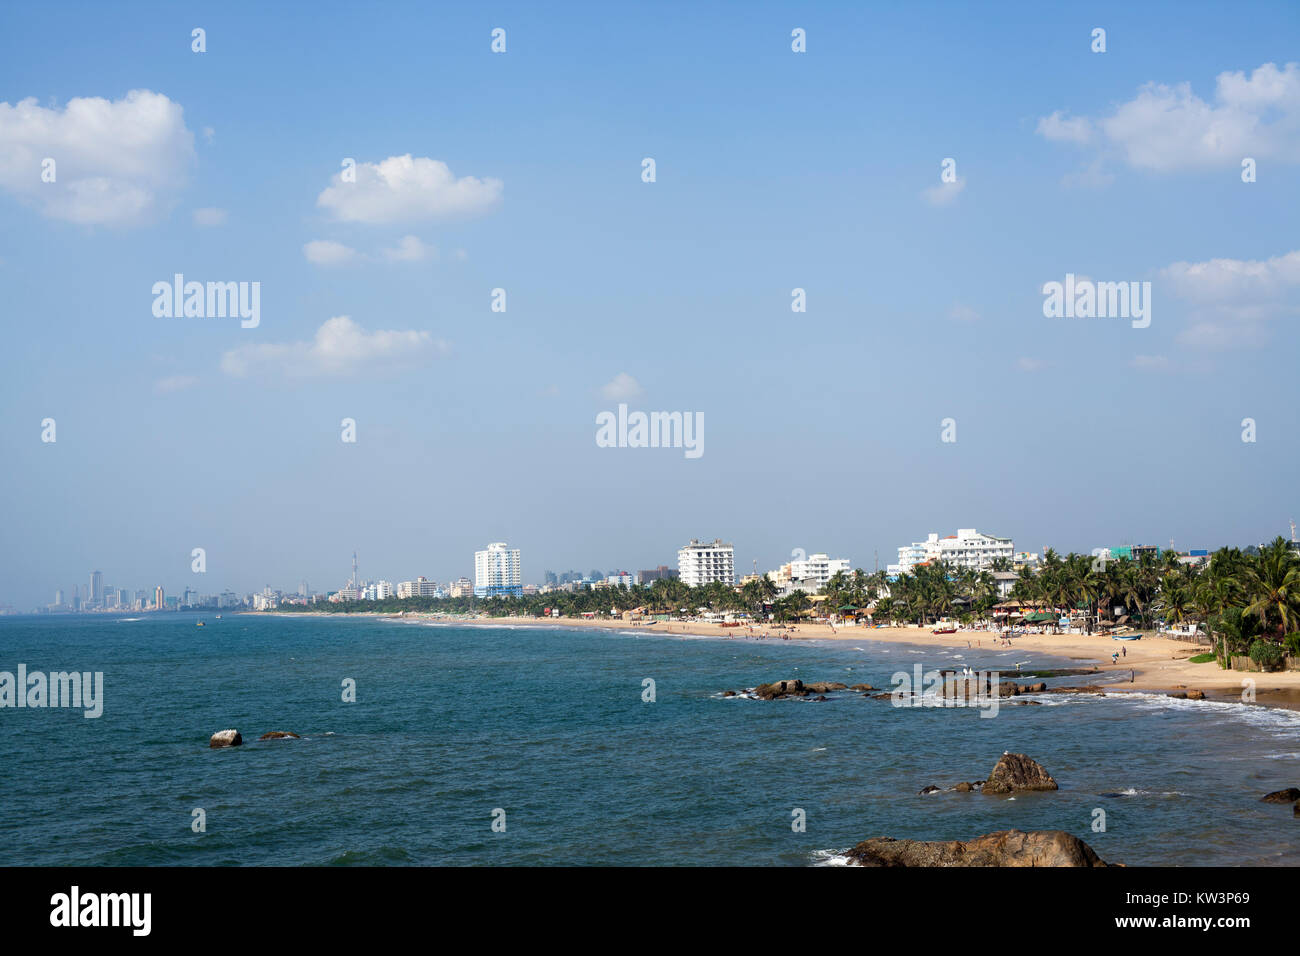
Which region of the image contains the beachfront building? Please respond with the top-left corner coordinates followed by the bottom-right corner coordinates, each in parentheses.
top-left (448, 577), bottom-right (474, 598)
top-left (475, 542), bottom-right (523, 597)
top-left (767, 553), bottom-right (852, 589)
top-left (891, 529), bottom-right (1014, 574)
top-left (677, 538), bottom-right (735, 587)
top-left (397, 577), bottom-right (442, 599)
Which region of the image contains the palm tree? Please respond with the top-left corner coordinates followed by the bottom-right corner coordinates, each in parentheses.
top-left (1240, 537), bottom-right (1300, 636)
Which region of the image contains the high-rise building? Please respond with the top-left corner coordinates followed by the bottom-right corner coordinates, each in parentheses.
top-left (475, 542), bottom-right (522, 597)
top-left (154, 585), bottom-right (165, 610)
top-left (397, 577), bottom-right (441, 599)
top-left (677, 539), bottom-right (735, 587)
top-left (89, 570), bottom-right (104, 608)
top-left (54, 588), bottom-right (64, 607)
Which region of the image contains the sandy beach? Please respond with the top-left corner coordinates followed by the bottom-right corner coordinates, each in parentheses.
top-left (351, 612), bottom-right (1300, 711)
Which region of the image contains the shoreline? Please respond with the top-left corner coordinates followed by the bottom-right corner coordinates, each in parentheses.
top-left (246, 610), bottom-right (1300, 712)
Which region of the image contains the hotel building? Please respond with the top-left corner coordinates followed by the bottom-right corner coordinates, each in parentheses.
top-left (888, 529), bottom-right (1014, 575)
top-left (475, 542), bottom-right (523, 597)
top-left (677, 539), bottom-right (735, 587)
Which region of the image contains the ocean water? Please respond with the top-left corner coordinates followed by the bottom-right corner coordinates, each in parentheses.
top-left (1, 613), bottom-right (1298, 866)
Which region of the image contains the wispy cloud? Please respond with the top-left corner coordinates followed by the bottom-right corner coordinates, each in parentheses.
top-left (220, 316), bottom-right (450, 379)
top-left (1162, 248), bottom-right (1300, 348)
top-left (948, 303), bottom-right (980, 322)
top-left (380, 235), bottom-right (436, 262)
top-left (153, 374), bottom-right (199, 394)
top-left (316, 154), bottom-right (502, 224)
top-left (303, 239), bottom-right (358, 266)
top-left (1038, 61), bottom-right (1300, 173)
top-left (1016, 357), bottom-right (1046, 372)
top-left (922, 178), bottom-right (965, 206)
top-left (192, 206), bottom-right (227, 226)
top-left (600, 372), bottom-right (644, 401)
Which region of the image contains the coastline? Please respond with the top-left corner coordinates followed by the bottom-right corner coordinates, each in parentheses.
top-left (246, 610), bottom-right (1300, 711)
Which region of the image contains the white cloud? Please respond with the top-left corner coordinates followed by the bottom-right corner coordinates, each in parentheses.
top-left (154, 374), bottom-right (199, 393)
top-left (1161, 249), bottom-right (1300, 347)
top-left (1036, 111), bottom-right (1094, 145)
top-left (1038, 62), bottom-right (1300, 172)
top-left (220, 316), bottom-right (450, 379)
top-left (922, 178), bottom-right (965, 206)
top-left (1129, 355), bottom-right (1170, 370)
top-left (202, 126), bottom-right (215, 144)
top-left (1016, 357), bottom-right (1046, 372)
top-left (193, 206), bottom-right (227, 226)
top-left (316, 154), bottom-right (502, 224)
top-left (381, 235), bottom-right (437, 262)
top-left (600, 372), bottom-right (644, 401)
top-left (303, 239), bottom-right (358, 266)
top-left (0, 89), bottom-right (195, 225)
top-left (948, 303), bottom-right (980, 322)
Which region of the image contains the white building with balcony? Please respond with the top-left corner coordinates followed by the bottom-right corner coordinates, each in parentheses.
top-left (677, 538), bottom-right (735, 587)
top-left (475, 542), bottom-right (522, 597)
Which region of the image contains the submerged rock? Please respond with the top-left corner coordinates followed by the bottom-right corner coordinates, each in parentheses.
top-left (846, 829), bottom-right (1111, 867)
top-left (919, 785), bottom-right (940, 795)
top-left (259, 731), bottom-right (301, 740)
top-left (803, 681), bottom-right (847, 694)
top-left (983, 753), bottom-right (1058, 794)
top-left (209, 729), bottom-right (242, 749)
top-left (1186, 689), bottom-right (1205, 700)
top-left (849, 683), bottom-right (876, 692)
top-left (1260, 787), bottom-right (1300, 804)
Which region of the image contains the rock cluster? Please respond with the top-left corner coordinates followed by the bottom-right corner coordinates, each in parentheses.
top-left (846, 829), bottom-right (1111, 867)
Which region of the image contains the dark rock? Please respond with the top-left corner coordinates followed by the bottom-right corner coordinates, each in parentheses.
top-left (259, 731), bottom-right (300, 740)
top-left (919, 785), bottom-right (940, 795)
top-left (846, 829), bottom-right (1111, 867)
top-left (1024, 682), bottom-right (1047, 693)
top-left (849, 683), bottom-right (876, 692)
top-left (209, 729), bottom-right (242, 749)
top-left (1170, 692), bottom-right (1188, 699)
top-left (954, 782), bottom-right (973, 792)
top-left (814, 695), bottom-right (828, 701)
top-left (722, 690), bottom-right (736, 697)
top-left (997, 682), bottom-right (1020, 698)
top-left (983, 753), bottom-right (1058, 794)
top-left (803, 681), bottom-right (847, 694)
top-left (1187, 689), bottom-right (1205, 700)
top-left (754, 679), bottom-right (806, 700)
top-left (1260, 788), bottom-right (1300, 804)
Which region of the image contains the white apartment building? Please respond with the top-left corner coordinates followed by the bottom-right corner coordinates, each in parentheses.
top-left (397, 577), bottom-right (441, 599)
top-left (678, 539), bottom-right (735, 587)
top-left (475, 542), bottom-right (522, 597)
top-left (768, 553), bottom-right (852, 589)
top-left (363, 580), bottom-right (394, 601)
top-left (892, 529), bottom-right (1014, 574)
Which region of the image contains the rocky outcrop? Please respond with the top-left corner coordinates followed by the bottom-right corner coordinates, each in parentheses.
top-left (753, 679), bottom-right (846, 699)
top-left (209, 729), bottom-right (242, 748)
top-left (259, 731), bottom-right (300, 740)
top-left (983, 753), bottom-right (1058, 794)
top-left (849, 683), bottom-right (876, 692)
top-left (846, 829), bottom-right (1111, 867)
top-left (755, 679), bottom-right (804, 699)
top-left (1186, 689), bottom-right (1205, 700)
top-left (1260, 787), bottom-right (1300, 804)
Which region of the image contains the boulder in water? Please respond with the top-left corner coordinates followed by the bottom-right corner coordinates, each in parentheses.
top-left (846, 829), bottom-right (1111, 867)
top-left (1260, 787), bottom-right (1300, 804)
top-left (983, 753), bottom-right (1058, 794)
top-left (259, 731), bottom-right (300, 740)
top-left (209, 729), bottom-right (242, 749)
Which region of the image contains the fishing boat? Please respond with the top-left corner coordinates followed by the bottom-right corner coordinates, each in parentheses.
top-left (196, 621), bottom-right (205, 627)
top-left (1111, 632), bottom-right (1141, 641)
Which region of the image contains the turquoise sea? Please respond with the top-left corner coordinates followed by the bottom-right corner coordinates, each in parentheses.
top-left (1, 613), bottom-right (1298, 866)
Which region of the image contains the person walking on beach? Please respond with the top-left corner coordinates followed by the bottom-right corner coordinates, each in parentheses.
top-left (1121, 645), bottom-right (1126, 658)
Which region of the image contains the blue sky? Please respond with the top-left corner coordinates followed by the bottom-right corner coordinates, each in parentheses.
top-left (1, 1), bottom-right (1298, 606)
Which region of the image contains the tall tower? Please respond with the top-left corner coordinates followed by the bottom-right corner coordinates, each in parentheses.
top-left (89, 570), bottom-right (104, 607)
